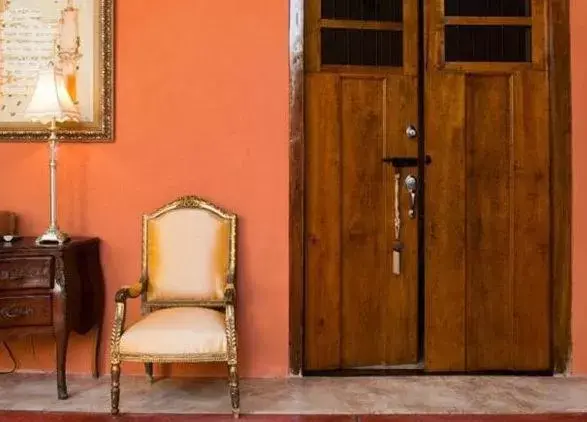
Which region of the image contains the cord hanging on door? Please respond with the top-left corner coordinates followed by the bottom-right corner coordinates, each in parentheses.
top-left (393, 171), bottom-right (403, 275)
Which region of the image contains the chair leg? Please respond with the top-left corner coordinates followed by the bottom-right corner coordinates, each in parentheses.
top-left (144, 362), bottom-right (154, 383)
top-left (111, 362), bottom-right (120, 415)
top-left (228, 363), bottom-right (240, 418)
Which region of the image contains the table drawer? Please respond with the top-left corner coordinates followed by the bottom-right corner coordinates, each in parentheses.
top-left (0, 296), bottom-right (52, 327)
top-left (0, 256), bottom-right (53, 291)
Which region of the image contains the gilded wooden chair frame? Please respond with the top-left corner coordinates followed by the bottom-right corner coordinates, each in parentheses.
top-left (110, 196), bottom-right (239, 417)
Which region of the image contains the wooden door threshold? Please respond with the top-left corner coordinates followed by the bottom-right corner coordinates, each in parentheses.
top-left (304, 368), bottom-right (554, 377)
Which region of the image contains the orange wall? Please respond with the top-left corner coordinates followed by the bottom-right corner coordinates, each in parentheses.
top-left (1, 0), bottom-right (587, 377)
top-left (0, 0), bottom-right (290, 377)
top-left (571, 0), bottom-right (587, 374)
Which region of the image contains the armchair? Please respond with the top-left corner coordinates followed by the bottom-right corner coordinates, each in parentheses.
top-left (110, 196), bottom-right (239, 417)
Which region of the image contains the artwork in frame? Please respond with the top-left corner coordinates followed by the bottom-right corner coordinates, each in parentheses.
top-left (0, 0), bottom-right (113, 142)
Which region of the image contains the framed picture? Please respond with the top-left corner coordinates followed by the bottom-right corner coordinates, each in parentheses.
top-left (0, 0), bottom-right (113, 142)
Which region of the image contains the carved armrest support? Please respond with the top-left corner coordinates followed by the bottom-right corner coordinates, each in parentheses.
top-left (224, 274), bottom-right (236, 306)
top-left (224, 274), bottom-right (238, 365)
top-left (111, 278), bottom-right (146, 363)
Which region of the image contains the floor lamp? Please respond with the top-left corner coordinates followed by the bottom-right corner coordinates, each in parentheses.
top-left (24, 65), bottom-right (80, 245)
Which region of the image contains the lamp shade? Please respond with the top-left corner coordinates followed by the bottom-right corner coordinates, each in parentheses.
top-left (24, 67), bottom-right (80, 124)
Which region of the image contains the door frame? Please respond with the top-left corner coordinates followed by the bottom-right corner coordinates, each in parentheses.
top-left (288, 0), bottom-right (573, 376)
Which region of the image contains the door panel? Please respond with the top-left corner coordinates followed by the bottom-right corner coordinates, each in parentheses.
top-left (304, 74), bottom-right (342, 370)
top-left (382, 76), bottom-right (419, 365)
top-left (339, 77), bottom-right (419, 367)
top-left (511, 70), bottom-right (551, 370)
top-left (425, 0), bottom-right (551, 371)
top-left (305, 74), bottom-right (420, 370)
top-left (464, 74), bottom-right (515, 370)
top-left (340, 78), bottom-right (389, 367)
top-left (304, 0), bottom-right (420, 371)
top-left (303, 0), bottom-right (553, 373)
top-left (424, 72), bottom-right (467, 370)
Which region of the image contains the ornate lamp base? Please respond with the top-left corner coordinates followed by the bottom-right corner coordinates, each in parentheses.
top-left (36, 227), bottom-right (70, 245)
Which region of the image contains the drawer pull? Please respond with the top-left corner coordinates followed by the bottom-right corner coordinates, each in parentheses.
top-left (0, 305), bottom-right (33, 320)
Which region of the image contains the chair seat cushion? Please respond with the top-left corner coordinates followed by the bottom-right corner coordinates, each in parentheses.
top-left (119, 307), bottom-right (227, 357)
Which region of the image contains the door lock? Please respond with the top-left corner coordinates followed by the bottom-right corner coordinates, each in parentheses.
top-left (404, 174), bottom-right (418, 219)
top-left (406, 125), bottom-right (418, 139)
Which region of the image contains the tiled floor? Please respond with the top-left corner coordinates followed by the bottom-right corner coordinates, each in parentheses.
top-left (1, 414), bottom-right (587, 422)
top-left (0, 374), bottom-right (586, 416)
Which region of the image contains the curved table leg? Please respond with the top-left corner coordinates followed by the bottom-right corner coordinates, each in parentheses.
top-left (56, 328), bottom-right (70, 400)
top-left (92, 323), bottom-right (102, 379)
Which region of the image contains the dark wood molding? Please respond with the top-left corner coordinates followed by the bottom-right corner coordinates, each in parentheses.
top-left (288, 0), bottom-right (573, 375)
top-left (289, 0), bottom-right (305, 376)
top-left (549, 0), bottom-right (573, 374)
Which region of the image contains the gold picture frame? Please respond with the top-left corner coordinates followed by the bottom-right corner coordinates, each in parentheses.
top-left (0, 0), bottom-right (114, 142)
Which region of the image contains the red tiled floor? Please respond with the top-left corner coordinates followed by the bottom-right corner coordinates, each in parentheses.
top-left (360, 416), bottom-right (587, 422)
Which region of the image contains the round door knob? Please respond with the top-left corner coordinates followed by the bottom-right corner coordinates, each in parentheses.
top-left (406, 125), bottom-right (418, 139)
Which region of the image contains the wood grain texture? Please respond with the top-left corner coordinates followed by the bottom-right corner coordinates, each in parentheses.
top-left (464, 75), bottom-right (513, 370)
top-left (289, 0), bottom-right (305, 375)
top-left (0, 295), bottom-right (52, 327)
top-left (290, 0), bottom-right (571, 375)
top-left (304, 74), bottom-right (342, 370)
top-left (425, 72), bottom-right (466, 371)
top-left (549, 0), bottom-right (572, 374)
top-left (403, 0), bottom-right (419, 76)
top-left (532, 0), bottom-right (548, 70)
top-left (302, 0), bottom-right (420, 371)
top-left (382, 76), bottom-right (419, 364)
top-left (512, 71), bottom-right (551, 370)
top-left (340, 78), bottom-right (386, 367)
top-left (304, 0), bottom-right (320, 72)
top-left (0, 238), bottom-right (104, 396)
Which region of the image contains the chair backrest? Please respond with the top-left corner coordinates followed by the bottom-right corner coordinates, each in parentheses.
top-left (141, 196), bottom-right (236, 307)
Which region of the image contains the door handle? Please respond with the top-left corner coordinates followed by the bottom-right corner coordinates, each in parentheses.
top-left (405, 174), bottom-right (417, 219)
top-left (382, 155), bottom-right (432, 168)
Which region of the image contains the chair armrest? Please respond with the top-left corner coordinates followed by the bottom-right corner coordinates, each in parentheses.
top-left (224, 274), bottom-right (236, 305)
top-left (115, 280), bottom-right (146, 303)
top-left (111, 278), bottom-right (146, 363)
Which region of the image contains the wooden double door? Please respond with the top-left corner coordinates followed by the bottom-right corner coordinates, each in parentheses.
top-left (304, 0), bottom-right (552, 372)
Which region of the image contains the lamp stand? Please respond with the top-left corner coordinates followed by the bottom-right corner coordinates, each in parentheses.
top-left (36, 117), bottom-right (69, 245)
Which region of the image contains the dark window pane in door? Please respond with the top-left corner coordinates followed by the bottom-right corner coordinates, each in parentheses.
top-left (445, 25), bottom-right (531, 62)
top-left (322, 0), bottom-right (336, 19)
top-left (321, 0), bottom-right (402, 22)
top-left (445, 0), bottom-right (531, 17)
top-left (321, 28), bottom-right (403, 67)
top-left (378, 30), bottom-right (402, 66)
top-left (334, 0), bottom-right (350, 19)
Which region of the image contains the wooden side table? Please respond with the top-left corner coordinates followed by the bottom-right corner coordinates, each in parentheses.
top-left (0, 237), bottom-right (104, 399)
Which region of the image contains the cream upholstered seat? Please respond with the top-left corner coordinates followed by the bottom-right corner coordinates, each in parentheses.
top-left (110, 196), bottom-right (239, 417)
top-left (119, 307), bottom-right (227, 357)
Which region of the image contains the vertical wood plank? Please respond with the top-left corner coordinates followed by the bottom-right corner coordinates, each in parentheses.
top-left (531, 0), bottom-right (547, 70)
top-left (304, 0), bottom-right (320, 72)
top-left (426, 0), bottom-right (445, 70)
top-left (464, 75), bottom-right (514, 370)
top-left (549, 0), bottom-right (572, 374)
top-left (288, 0), bottom-right (305, 375)
top-left (425, 72), bottom-right (466, 371)
top-left (340, 77), bottom-right (387, 367)
top-left (512, 71), bottom-right (551, 370)
top-left (304, 73), bottom-right (342, 370)
top-left (382, 75), bottom-right (419, 364)
top-left (403, 0), bottom-right (419, 76)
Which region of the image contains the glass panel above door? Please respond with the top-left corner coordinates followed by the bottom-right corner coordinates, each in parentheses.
top-left (321, 0), bottom-right (403, 22)
top-left (444, 0), bottom-right (531, 17)
top-left (444, 25), bottom-right (532, 62)
top-left (321, 28), bottom-right (403, 67)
